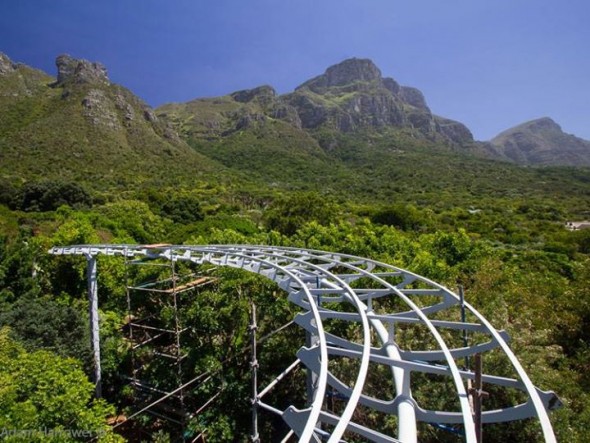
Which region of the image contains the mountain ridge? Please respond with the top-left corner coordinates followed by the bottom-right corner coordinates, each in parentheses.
top-left (158, 56), bottom-right (590, 168)
top-left (489, 117), bottom-right (590, 166)
top-left (161, 57), bottom-right (475, 146)
top-left (1, 50), bottom-right (590, 197)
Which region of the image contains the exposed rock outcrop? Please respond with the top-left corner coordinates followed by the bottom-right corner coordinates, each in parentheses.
top-left (56, 54), bottom-right (109, 85)
top-left (228, 85), bottom-right (305, 128)
top-left (82, 89), bottom-right (122, 130)
top-left (297, 58), bottom-right (383, 94)
top-left (270, 103), bottom-right (302, 128)
top-left (434, 116), bottom-right (474, 145)
top-left (282, 58), bottom-right (473, 144)
top-left (0, 52), bottom-right (16, 75)
top-left (382, 77), bottom-right (401, 95)
top-left (231, 85), bottom-right (276, 105)
top-left (399, 86), bottom-right (429, 112)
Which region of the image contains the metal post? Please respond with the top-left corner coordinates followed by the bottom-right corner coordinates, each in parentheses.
top-left (469, 353), bottom-right (488, 443)
top-left (306, 335), bottom-right (321, 406)
top-left (124, 250), bottom-right (136, 389)
top-left (170, 257), bottom-right (184, 407)
top-left (87, 255), bottom-right (102, 398)
top-left (382, 318), bottom-right (416, 443)
top-left (475, 354), bottom-right (482, 442)
top-left (250, 303), bottom-right (260, 442)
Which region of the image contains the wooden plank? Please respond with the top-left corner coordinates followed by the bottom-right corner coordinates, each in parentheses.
top-left (163, 276), bottom-right (217, 294)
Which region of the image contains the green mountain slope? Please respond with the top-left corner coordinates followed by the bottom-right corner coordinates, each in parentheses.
top-left (0, 53), bottom-right (223, 189)
top-left (2, 52), bottom-right (590, 208)
top-left (157, 88), bottom-right (343, 187)
top-left (156, 58), bottom-right (590, 205)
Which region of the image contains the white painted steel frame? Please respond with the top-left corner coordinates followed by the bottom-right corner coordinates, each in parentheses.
top-left (49, 244), bottom-right (560, 443)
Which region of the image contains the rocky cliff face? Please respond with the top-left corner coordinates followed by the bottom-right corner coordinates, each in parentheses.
top-left (490, 117), bottom-right (590, 166)
top-left (230, 85), bottom-right (302, 128)
top-left (50, 54), bottom-right (182, 140)
top-left (282, 58), bottom-right (472, 145)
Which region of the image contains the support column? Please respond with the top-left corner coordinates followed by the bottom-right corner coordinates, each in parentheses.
top-left (250, 303), bottom-right (260, 442)
top-left (469, 354), bottom-right (488, 443)
top-left (305, 329), bottom-right (319, 407)
top-left (377, 319), bottom-right (417, 443)
top-left (87, 255), bottom-right (102, 398)
top-left (307, 277), bottom-right (321, 408)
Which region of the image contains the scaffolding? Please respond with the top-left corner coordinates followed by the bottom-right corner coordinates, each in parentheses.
top-left (49, 244), bottom-right (562, 443)
top-left (124, 247), bottom-right (216, 433)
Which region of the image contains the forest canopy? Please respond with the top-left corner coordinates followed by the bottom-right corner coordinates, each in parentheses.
top-left (1, 179), bottom-right (590, 441)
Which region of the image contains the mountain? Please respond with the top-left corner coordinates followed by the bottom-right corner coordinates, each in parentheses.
top-left (2, 52), bottom-right (590, 205)
top-left (156, 58), bottom-right (587, 202)
top-left (159, 58), bottom-right (474, 148)
top-left (489, 117), bottom-right (590, 166)
top-left (283, 58), bottom-right (473, 145)
top-left (0, 53), bottom-right (221, 188)
top-left (156, 58), bottom-right (481, 187)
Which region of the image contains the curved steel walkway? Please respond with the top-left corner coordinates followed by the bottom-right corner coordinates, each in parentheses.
top-left (49, 244), bottom-right (560, 442)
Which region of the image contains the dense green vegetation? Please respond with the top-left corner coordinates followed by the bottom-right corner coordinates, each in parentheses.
top-left (0, 327), bottom-right (122, 442)
top-left (2, 174), bottom-right (590, 441)
top-left (2, 53), bottom-right (590, 441)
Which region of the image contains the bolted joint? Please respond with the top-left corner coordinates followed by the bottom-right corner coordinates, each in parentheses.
top-left (468, 388), bottom-right (489, 399)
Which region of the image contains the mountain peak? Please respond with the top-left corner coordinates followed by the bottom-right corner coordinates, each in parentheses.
top-left (491, 117), bottom-right (564, 143)
top-left (282, 57), bottom-right (473, 144)
top-left (490, 117), bottom-right (590, 166)
top-left (520, 117), bottom-right (562, 133)
top-left (56, 54), bottom-right (109, 85)
top-left (297, 58), bottom-right (382, 93)
top-left (324, 58), bottom-right (382, 85)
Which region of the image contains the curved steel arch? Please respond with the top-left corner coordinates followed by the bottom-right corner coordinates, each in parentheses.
top-left (49, 244), bottom-right (560, 442)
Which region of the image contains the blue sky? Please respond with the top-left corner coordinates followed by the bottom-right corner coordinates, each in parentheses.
top-left (1, 0), bottom-right (588, 140)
